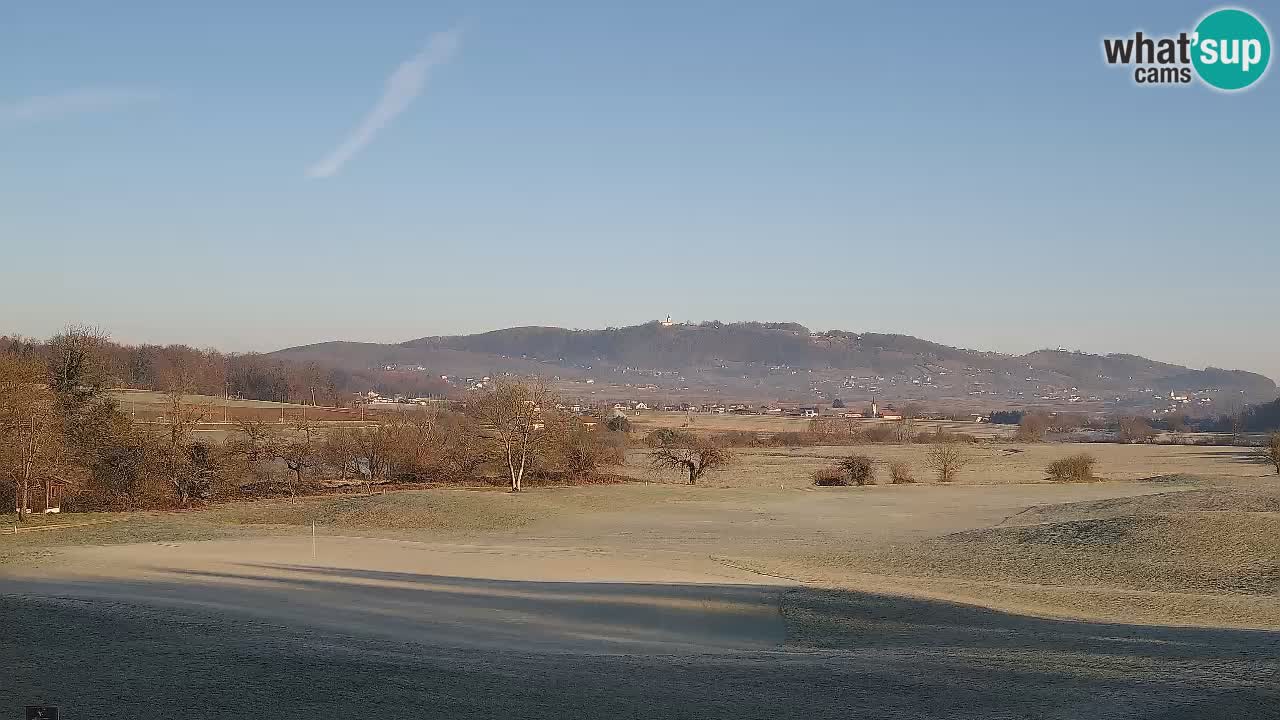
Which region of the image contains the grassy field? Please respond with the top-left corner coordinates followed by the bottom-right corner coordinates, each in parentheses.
top-left (0, 484), bottom-right (705, 566)
top-left (109, 389), bottom-right (369, 424)
top-left (4, 439), bottom-right (1279, 718)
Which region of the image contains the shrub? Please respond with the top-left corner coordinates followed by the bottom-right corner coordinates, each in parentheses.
top-left (605, 415), bottom-right (632, 433)
top-left (859, 425), bottom-right (896, 443)
top-left (838, 454), bottom-right (876, 485)
top-left (556, 426), bottom-right (615, 478)
top-left (645, 428), bottom-right (684, 448)
top-left (715, 430), bottom-right (767, 447)
top-left (888, 459), bottom-right (916, 484)
top-left (811, 466), bottom-right (849, 486)
top-left (1046, 453), bottom-right (1098, 482)
top-left (772, 431), bottom-right (811, 448)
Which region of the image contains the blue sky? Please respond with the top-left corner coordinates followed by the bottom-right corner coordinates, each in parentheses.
top-left (3, 1), bottom-right (1278, 379)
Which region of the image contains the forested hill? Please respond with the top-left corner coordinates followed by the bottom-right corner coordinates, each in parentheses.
top-left (269, 321), bottom-right (1278, 410)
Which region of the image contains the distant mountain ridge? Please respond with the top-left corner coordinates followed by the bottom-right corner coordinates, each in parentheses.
top-left (269, 321), bottom-right (1277, 411)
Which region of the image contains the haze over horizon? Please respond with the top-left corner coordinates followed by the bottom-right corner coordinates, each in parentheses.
top-left (4, 1), bottom-right (1277, 379)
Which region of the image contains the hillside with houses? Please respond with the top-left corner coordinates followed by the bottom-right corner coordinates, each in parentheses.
top-left (269, 321), bottom-right (1277, 415)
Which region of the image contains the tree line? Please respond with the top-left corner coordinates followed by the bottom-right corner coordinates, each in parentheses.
top-left (224, 384), bottom-right (630, 498)
top-left (990, 403), bottom-right (1280, 443)
top-left (1, 326), bottom-right (451, 408)
top-left (1, 328), bottom-right (633, 520)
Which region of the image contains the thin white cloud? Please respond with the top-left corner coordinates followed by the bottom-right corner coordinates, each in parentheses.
top-left (306, 28), bottom-right (462, 179)
top-left (0, 87), bottom-right (159, 123)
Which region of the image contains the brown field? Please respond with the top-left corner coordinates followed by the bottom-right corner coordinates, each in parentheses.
top-left (620, 441), bottom-right (1272, 487)
top-left (110, 388), bottom-right (306, 409)
top-left (4, 439), bottom-right (1278, 718)
top-left (110, 389), bottom-right (368, 424)
top-left (110, 390), bottom-right (445, 445)
top-left (628, 410), bottom-right (1016, 438)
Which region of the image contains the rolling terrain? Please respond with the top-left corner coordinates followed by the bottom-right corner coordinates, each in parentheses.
top-left (4, 460), bottom-right (1278, 719)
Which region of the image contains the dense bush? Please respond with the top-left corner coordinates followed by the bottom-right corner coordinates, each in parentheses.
top-left (714, 430), bottom-right (770, 447)
top-left (811, 466), bottom-right (850, 486)
top-left (645, 428), bottom-right (685, 448)
top-left (555, 425), bottom-right (620, 479)
top-left (838, 454), bottom-right (876, 486)
top-left (812, 455), bottom-right (877, 486)
top-left (772, 431), bottom-right (810, 448)
top-left (859, 425), bottom-right (897, 443)
top-left (1046, 453), bottom-right (1097, 482)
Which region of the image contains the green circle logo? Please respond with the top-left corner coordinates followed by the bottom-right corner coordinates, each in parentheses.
top-left (1192, 8), bottom-right (1271, 90)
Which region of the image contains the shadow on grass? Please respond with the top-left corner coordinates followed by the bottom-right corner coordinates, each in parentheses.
top-left (1, 565), bottom-right (1278, 719)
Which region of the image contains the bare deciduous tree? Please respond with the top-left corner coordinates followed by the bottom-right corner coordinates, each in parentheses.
top-left (46, 324), bottom-right (112, 404)
top-left (551, 416), bottom-right (625, 480)
top-left (302, 362), bottom-right (324, 407)
top-left (0, 354), bottom-right (69, 520)
top-left (648, 430), bottom-right (733, 485)
top-left (276, 419), bottom-right (320, 496)
top-left (1117, 416), bottom-right (1157, 444)
top-left (321, 427), bottom-right (361, 482)
top-left (471, 378), bottom-right (555, 492)
top-left (1015, 411), bottom-right (1052, 442)
top-left (349, 419), bottom-right (404, 491)
top-left (153, 376), bottom-right (211, 506)
top-left (400, 405), bottom-right (441, 476)
top-left (1229, 410), bottom-right (1247, 447)
top-left (896, 403), bottom-right (924, 443)
top-left (229, 419), bottom-right (277, 478)
top-left (434, 413), bottom-right (489, 479)
top-left (87, 415), bottom-right (153, 511)
top-left (1260, 433), bottom-right (1280, 475)
top-left (926, 441), bottom-right (970, 483)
